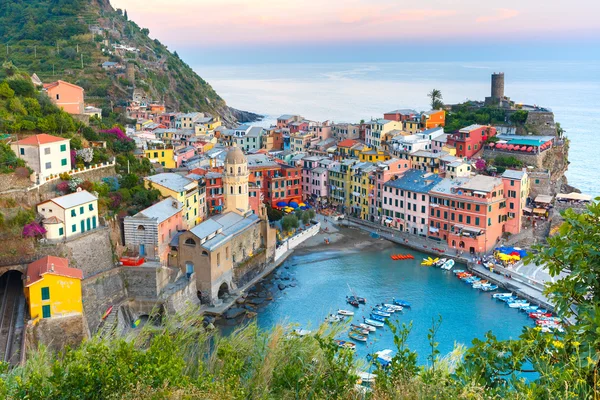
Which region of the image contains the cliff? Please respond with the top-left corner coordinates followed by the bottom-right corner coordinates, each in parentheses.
top-left (0, 0), bottom-right (260, 126)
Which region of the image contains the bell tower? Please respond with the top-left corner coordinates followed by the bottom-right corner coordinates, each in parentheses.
top-left (223, 145), bottom-right (249, 215)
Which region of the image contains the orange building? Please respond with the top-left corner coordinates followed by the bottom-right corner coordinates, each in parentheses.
top-left (421, 110), bottom-right (445, 129)
top-left (428, 175), bottom-right (509, 254)
top-left (43, 80), bottom-right (84, 115)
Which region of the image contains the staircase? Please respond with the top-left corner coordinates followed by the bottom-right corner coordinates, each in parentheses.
top-left (98, 307), bottom-right (118, 339)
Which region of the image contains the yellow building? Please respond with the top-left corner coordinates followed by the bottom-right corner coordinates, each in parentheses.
top-left (359, 149), bottom-right (390, 163)
top-left (24, 256), bottom-right (83, 323)
top-left (349, 162), bottom-right (376, 219)
top-left (144, 173), bottom-right (205, 227)
top-left (143, 147), bottom-right (175, 168)
top-left (409, 151), bottom-right (440, 174)
top-left (328, 159), bottom-right (357, 208)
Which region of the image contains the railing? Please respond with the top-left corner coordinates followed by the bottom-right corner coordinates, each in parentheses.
top-left (32, 158), bottom-right (117, 189)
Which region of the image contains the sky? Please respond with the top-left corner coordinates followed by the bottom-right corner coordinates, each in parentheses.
top-left (112, 0), bottom-right (600, 64)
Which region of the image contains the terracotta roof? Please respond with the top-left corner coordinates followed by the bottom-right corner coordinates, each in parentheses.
top-left (14, 134), bottom-right (68, 146)
top-left (337, 139), bottom-right (359, 148)
top-left (26, 256), bottom-right (83, 287)
top-left (42, 80), bottom-right (84, 92)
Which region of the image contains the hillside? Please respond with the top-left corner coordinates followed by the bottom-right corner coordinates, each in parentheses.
top-left (0, 0), bottom-right (259, 125)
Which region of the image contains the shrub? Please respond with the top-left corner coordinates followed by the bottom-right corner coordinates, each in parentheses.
top-left (57, 181), bottom-right (70, 194)
top-left (59, 172), bottom-right (72, 181)
top-left (22, 222), bottom-right (46, 238)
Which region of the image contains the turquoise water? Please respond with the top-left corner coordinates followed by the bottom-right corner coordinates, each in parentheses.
top-left (256, 246), bottom-right (532, 362)
top-left (198, 61), bottom-right (600, 197)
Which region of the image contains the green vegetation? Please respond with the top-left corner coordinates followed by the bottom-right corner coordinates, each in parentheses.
top-left (0, 0), bottom-right (227, 116)
top-left (281, 214), bottom-right (299, 232)
top-left (427, 89), bottom-right (443, 110)
top-left (1, 201), bottom-right (600, 398)
top-left (0, 143), bottom-right (25, 173)
top-left (445, 104), bottom-right (529, 133)
top-left (489, 155), bottom-right (523, 173)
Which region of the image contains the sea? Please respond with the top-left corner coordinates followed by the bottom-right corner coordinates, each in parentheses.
top-left (252, 247), bottom-right (532, 365)
top-left (196, 61), bottom-right (600, 197)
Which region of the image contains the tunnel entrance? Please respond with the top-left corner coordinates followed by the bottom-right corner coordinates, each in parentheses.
top-left (0, 270), bottom-right (25, 366)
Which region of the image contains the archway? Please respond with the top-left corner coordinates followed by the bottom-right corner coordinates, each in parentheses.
top-left (459, 241), bottom-right (465, 249)
top-left (218, 282), bottom-right (229, 299)
top-left (185, 262), bottom-right (194, 278)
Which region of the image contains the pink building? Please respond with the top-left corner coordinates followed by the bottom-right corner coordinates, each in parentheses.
top-left (501, 169), bottom-right (529, 235)
top-left (369, 158), bottom-right (412, 222)
top-left (302, 156), bottom-right (330, 200)
top-left (174, 146), bottom-right (196, 168)
top-left (123, 198), bottom-right (184, 262)
top-left (381, 169), bottom-right (442, 235)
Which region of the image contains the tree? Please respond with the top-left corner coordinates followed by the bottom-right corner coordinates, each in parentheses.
top-left (124, 9), bottom-right (128, 20)
top-left (428, 89), bottom-right (443, 110)
top-left (281, 215), bottom-right (299, 233)
top-left (0, 81), bottom-right (15, 98)
top-left (509, 110), bottom-right (528, 125)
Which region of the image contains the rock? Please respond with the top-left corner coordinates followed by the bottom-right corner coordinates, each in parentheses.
top-left (243, 304), bottom-right (256, 311)
top-left (206, 323), bottom-right (215, 330)
top-left (289, 282), bottom-right (297, 287)
top-left (281, 273), bottom-right (291, 281)
top-left (245, 311), bottom-right (257, 319)
top-left (278, 283), bottom-right (286, 290)
top-left (203, 316), bottom-right (215, 325)
top-left (224, 308), bottom-right (246, 319)
top-left (258, 291), bottom-right (268, 298)
top-left (284, 265), bottom-right (290, 269)
top-left (247, 297), bottom-right (266, 305)
top-left (236, 297), bottom-right (245, 304)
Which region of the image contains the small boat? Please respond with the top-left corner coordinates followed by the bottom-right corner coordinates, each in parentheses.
top-left (349, 331), bottom-right (368, 342)
top-left (453, 269), bottom-right (465, 275)
top-left (350, 327), bottom-right (370, 335)
top-left (335, 340), bottom-right (357, 351)
top-left (383, 304), bottom-right (403, 312)
top-left (441, 259), bottom-right (455, 270)
top-left (325, 314), bottom-right (344, 323)
top-left (101, 305), bottom-right (114, 320)
top-left (392, 298), bottom-right (411, 308)
top-left (434, 258), bottom-right (447, 267)
top-left (492, 292), bottom-right (513, 299)
top-left (509, 302), bottom-right (530, 308)
top-left (352, 323), bottom-right (376, 332)
top-left (371, 310), bottom-right (391, 318)
top-left (520, 306), bottom-right (539, 312)
top-left (373, 305), bottom-right (394, 313)
top-left (369, 314), bottom-right (387, 322)
top-left (529, 312), bottom-right (552, 319)
top-left (421, 257), bottom-right (439, 266)
top-left (294, 329), bottom-right (312, 336)
top-left (338, 309), bottom-right (355, 316)
top-left (347, 299), bottom-right (360, 308)
top-left (347, 295), bottom-right (366, 304)
top-left (481, 285), bottom-right (498, 292)
top-left (363, 317), bottom-right (384, 327)
top-left (356, 371), bottom-right (376, 384)
top-left (369, 349), bottom-right (394, 367)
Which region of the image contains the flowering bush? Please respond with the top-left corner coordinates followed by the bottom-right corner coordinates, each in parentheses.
top-left (57, 181), bottom-right (70, 194)
top-left (68, 177), bottom-right (83, 192)
top-left (70, 149), bottom-right (77, 166)
top-left (76, 148), bottom-right (94, 163)
top-left (109, 192), bottom-right (122, 210)
top-left (100, 127), bottom-right (132, 142)
top-left (22, 222), bottom-right (46, 238)
top-left (475, 159), bottom-right (487, 171)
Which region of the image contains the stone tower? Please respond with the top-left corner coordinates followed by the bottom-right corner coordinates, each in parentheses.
top-left (126, 62), bottom-right (135, 83)
top-left (491, 72), bottom-right (504, 100)
top-left (223, 145), bottom-right (250, 215)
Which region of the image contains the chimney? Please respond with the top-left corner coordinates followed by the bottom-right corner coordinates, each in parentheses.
top-left (50, 263), bottom-right (55, 272)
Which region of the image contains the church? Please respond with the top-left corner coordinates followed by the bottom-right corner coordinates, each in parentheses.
top-left (172, 146), bottom-right (276, 305)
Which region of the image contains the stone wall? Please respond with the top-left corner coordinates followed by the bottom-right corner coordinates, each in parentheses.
top-left (482, 148), bottom-right (548, 169)
top-left (26, 313), bottom-right (90, 354)
top-left (161, 273), bottom-right (201, 315)
top-left (120, 267), bottom-right (161, 299)
top-left (82, 268), bottom-right (128, 335)
top-left (64, 227), bottom-right (115, 278)
top-left (525, 111), bottom-right (556, 136)
top-left (233, 250), bottom-right (268, 289)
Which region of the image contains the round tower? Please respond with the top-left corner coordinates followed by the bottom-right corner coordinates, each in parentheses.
top-left (491, 72), bottom-right (504, 99)
top-left (126, 62), bottom-right (135, 83)
top-left (223, 145), bottom-right (249, 215)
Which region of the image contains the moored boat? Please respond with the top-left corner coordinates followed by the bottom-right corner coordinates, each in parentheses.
top-left (325, 314), bottom-right (344, 323)
top-left (363, 318), bottom-right (384, 328)
top-left (383, 304), bottom-right (403, 312)
top-left (353, 323), bottom-right (376, 332)
top-left (369, 314), bottom-right (387, 322)
top-left (338, 309), bottom-right (355, 316)
top-left (371, 310), bottom-right (391, 318)
top-left (392, 298), bottom-right (411, 307)
top-left (349, 331), bottom-right (368, 342)
top-left (492, 292), bottom-right (513, 298)
top-left (294, 329), bottom-right (312, 336)
top-left (335, 339), bottom-right (357, 351)
top-left (441, 259), bottom-right (455, 270)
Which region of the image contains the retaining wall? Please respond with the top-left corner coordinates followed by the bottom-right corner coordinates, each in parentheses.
top-left (274, 222), bottom-right (321, 262)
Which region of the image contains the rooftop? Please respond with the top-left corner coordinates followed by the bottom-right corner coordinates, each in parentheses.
top-left (190, 212), bottom-right (260, 251)
top-left (247, 154), bottom-right (280, 168)
top-left (385, 109), bottom-right (417, 115)
top-left (502, 169), bottom-right (526, 180)
top-left (337, 139), bottom-right (360, 148)
top-left (459, 124), bottom-right (486, 133)
top-left (26, 256), bottom-right (83, 287)
top-left (145, 173), bottom-right (196, 193)
top-left (385, 169), bottom-right (443, 194)
top-left (128, 198), bottom-right (183, 224)
top-left (44, 190), bottom-right (97, 209)
top-left (459, 175), bottom-right (502, 193)
top-left (13, 133), bottom-right (68, 146)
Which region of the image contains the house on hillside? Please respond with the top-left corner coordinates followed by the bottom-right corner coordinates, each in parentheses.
top-left (11, 133), bottom-right (71, 182)
top-left (37, 190), bottom-right (99, 241)
top-left (43, 80), bottom-right (84, 115)
top-left (24, 256), bottom-right (83, 323)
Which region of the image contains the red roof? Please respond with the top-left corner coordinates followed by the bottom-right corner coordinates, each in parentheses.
top-left (43, 80), bottom-right (84, 92)
top-left (14, 134), bottom-right (67, 146)
top-left (26, 256), bottom-right (83, 287)
top-left (337, 139), bottom-right (359, 148)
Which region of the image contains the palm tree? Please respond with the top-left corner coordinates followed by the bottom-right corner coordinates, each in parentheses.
top-left (428, 89), bottom-right (444, 110)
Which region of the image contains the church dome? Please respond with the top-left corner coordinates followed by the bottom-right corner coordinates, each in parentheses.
top-left (225, 145), bottom-right (246, 165)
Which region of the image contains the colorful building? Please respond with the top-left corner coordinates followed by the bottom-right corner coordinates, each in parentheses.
top-left (359, 149), bottom-right (390, 163)
top-left (349, 162), bottom-right (376, 219)
top-left (302, 156), bottom-right (330, 200)
top-left (365, 119), bottom-right (403, 150)
top-left (144, 173), bottom-right (205, 227)
top-left (123, 198), bottom-right (184, 261)
top-left (428, 175), bottom-right (509, 253)
top-left (24, 256), bottom-right (83, 323)
top-left (501, 169), bottom-right (529, 235)
top-left (382, 169), bottom-right (442, 235)
top-left (37, 190), bottom-right (99, 240)
top-left (246, 154), bottom-right (302, 206)
top-left (43, 80), bottom-right (84, 115)
top-left (11, 134), bottom-right (71, 182)
top-left (384, 109), bottom-right (417, 122)
top-left (328, 159), bottom-right (357, 209)
top-left (368, 158), bottom-right (412, 222)
top-left (420, 110), bottom-right (446, 129)
top-left (446, 125), bottom-right (496, 158)
top-left (143, 146), bottom-right (175, 168)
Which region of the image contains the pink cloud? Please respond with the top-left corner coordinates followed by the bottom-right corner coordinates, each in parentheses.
top-left (476, 8), bottom-right (519, 23)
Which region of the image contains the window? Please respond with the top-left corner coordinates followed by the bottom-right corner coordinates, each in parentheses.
top-left (217, 252), bottom-right (221, 267)
top-left (45, 162), bottom-right (51, 169)
top-left (61, 158), bottom-right (67, 166)
top-left (458, 214), bottom-right (463, 223)
top-left (42, 305), bottom-right (51, 319)
top-left (466, 216), bottom-right (471, 224)
top-left (80, 206), bottom-right (84, 215)
top-left (488, 218), bottom-right (492, 226)
top-left (59, 227), bottom-right (64, 236)
top-left (475, 217), bottom-right (480, 226)
top-left (226, 247), bottom-right (229, 260)
top-left (60, 144), bottom-right (67, 152)
top-left (41, 287), bottom-right (50, 300)
top-left (535, 179), bottom-right (540, 184)
top-left (72, 224), bottom-right (76, 232)
top-left (89, 204), bottom-right (94, 211)
top-left (20, 148), bottom-right (24, 155)
top-left (475, 205), bottom-right (480, 212)
top-left (71, 209), bottom-right (76, 217)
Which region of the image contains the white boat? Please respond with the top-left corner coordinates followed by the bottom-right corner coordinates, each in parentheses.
top-left (338, 309), bottom-right (355, 316)
top-left (294, 329), bottom-right (312, 336)
top-left (325, 314), bottom-right (344, 323)
top-left (356, 371), bottom-right (376, 384)
top-left (509, 302), bottom-right (530, 308)
top-left (435, 258), bottom-right (447, 267)
top-left (371, 310), bottom-right (391, 317)
top-left (372, 349), bottom-right (394, 366)
top-left (363, 318), bottom-right (384, 328)
top-left (493, 292), bottom-right (513, 298)
top-left (383, 304), bottom-right (403, 312)
top-left (356, 323), bottom-right (376, 332)
top-left (441, 259), bottom-right (455, 270)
